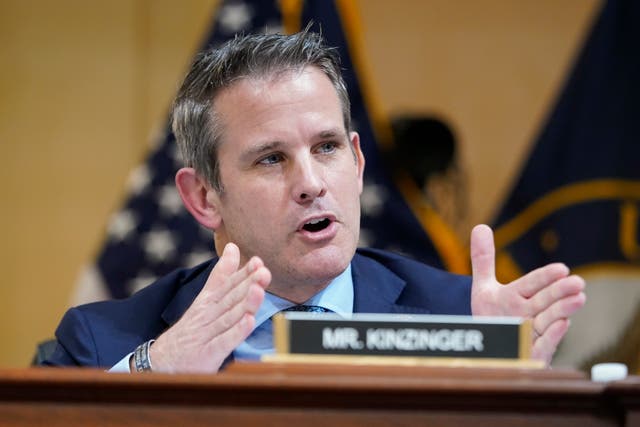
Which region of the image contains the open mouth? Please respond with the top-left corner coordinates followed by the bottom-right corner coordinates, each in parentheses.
top-left (302, 218), bottom-right (331, 232)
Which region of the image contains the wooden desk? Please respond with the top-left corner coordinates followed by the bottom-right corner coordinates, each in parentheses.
top-left (0, 363), bottom-right (635, 426)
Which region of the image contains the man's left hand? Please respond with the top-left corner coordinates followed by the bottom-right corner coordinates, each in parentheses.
top-left (469, 224), bottom-right (586, 365)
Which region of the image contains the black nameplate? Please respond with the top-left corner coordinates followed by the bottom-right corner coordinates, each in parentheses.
top-left (273, 313), bottom-right (531, 360)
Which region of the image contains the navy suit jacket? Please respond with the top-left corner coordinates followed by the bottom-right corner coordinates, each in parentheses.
top-left (43, 248), bottom-right (471, 368)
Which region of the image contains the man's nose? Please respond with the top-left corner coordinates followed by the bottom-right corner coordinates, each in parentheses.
top-left (291, 157), bottom-right (326, 204)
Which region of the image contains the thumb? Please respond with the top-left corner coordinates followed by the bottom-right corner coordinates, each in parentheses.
top-left (470, 224), bottom-right (497, 284)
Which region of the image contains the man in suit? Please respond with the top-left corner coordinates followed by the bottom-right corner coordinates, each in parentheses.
top-left (44, 29), bottom-right (585, 373)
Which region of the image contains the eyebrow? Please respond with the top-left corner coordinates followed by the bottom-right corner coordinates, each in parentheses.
top-left (240, 141), bottom-right (285, 164)
top-left (316, 128), bottom-right (348, 140)
top-left (240, 128), bottom-right (348, 163)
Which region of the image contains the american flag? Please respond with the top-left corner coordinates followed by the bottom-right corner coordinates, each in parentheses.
top-left (73, 0), bottom-right (461, 303)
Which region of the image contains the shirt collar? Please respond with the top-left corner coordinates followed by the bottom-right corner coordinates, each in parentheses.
top-left (253, 264), bottom-right (354, 328)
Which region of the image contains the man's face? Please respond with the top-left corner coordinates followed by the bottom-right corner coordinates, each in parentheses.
top-left (208, 66), bottom-right (365, 300)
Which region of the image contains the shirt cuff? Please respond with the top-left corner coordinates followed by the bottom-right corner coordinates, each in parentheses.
top-left (108, 352), bottom-right (133, 373)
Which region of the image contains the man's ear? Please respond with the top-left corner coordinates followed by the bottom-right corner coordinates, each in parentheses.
top-left (350, 131), bottom-right (366, 194)
top-left (175, 167), bottom-right (222, 230)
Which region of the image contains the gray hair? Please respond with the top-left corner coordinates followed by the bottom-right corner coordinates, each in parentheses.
top-left (171, 28), bottom-right (351, 192)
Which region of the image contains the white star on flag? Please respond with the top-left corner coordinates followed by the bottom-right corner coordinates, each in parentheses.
top-left (107, 210), bottom-right (138, 242)
top-left (218, 3), bottom-right (253, 34)
top-left (157, 185), bottom-right (184, 217)
top-left (142, 229), bottom-right (176, 263)
top-left (127, 164), bottom-right (151, 195)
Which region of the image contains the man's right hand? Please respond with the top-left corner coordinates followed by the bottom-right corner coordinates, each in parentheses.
top-left (143, 242), bottom-right (271, 373)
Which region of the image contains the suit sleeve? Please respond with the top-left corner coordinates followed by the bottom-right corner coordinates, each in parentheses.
top-left (41, 307), bottom-right (100, 367)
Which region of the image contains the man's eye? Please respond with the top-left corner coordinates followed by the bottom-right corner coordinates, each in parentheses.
top-left (258, 153), bottom-right (283, 165)
top-left (317, 142), bottom-right (337, 154)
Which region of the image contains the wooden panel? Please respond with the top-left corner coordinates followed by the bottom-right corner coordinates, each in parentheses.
top-left (0, 365), bottom-right (632, 426)
top-left (0, 403), bottom-right (617, 427)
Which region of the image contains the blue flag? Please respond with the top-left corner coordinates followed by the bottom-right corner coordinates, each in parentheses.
top-left (75, 0), bottom-right (464, 302)
top-left (492, 0), bottom-right (640, 282)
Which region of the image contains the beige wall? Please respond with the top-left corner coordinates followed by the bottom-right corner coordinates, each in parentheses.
top-left (0, 0), bottom-right (598, 367)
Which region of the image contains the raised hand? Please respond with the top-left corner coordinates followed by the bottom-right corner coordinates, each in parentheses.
top-left (145, 242), bottom-right (271, 373)
top-left (469, 224), bottom-right (586, 365)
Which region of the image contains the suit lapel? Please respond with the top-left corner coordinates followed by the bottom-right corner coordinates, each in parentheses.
top-left (351, 251), bottom-right (432, 315)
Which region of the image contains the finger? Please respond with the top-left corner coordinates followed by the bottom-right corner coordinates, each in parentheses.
top-left (470, 224), bottom-right (497, 284)
top-left (193, 243), bottom-right (241, 305)
top-left (532, 291), bottom-right (586, 337)
top-left (525, 274), bottom-right (586, 317)
top-left (213, 264), bottom-right (271, 322)
top-left (201, 266), bottom-right (271, 335)
top-left (228, 256), bottom-right (270, 291)
top-left (214, 242), bottom-right (241, 278)
top-left (207, 279), bottom-right (267, 339)
top-left (206, 312), bottom-right (257, 368)
top-left (531, 318), bottom-right (570, 365)
top-left (513, 263), bottom-right (570, 298)
top-left (201, 251), bottom-right (263, 305)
